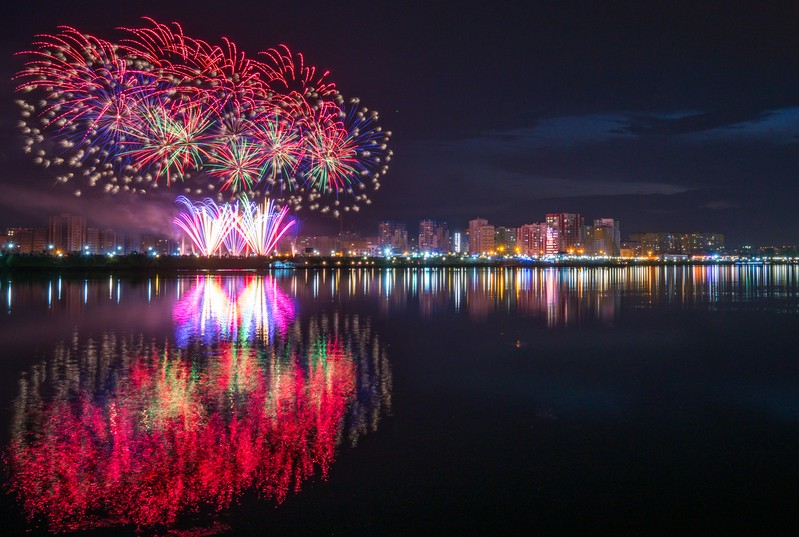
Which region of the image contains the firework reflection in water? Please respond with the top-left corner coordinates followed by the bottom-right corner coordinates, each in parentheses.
top-left (6, 275), bottom-right (391, 532)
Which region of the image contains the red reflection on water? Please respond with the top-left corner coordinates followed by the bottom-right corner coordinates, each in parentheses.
top-left (7, 337), bottom-right (354, 532)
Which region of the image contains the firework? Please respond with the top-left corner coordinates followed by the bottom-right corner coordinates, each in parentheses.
top-left (205, 137), bottom-right (268, 193)
top-left (16, 19), bottom-right (391, 214)
top-left (236, 196), bottom-right (296, 256)
top-left (174, 195), bottom-right (296, 256)
top-left (222, 199), bottom-right (249, 256)
top-left (173, 196), bottom-right (235, 256)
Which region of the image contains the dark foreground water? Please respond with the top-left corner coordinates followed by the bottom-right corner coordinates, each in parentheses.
top-left (0, 266), bottom-right (797, 535)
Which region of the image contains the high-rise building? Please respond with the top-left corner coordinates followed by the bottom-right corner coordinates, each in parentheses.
top-left (561, 213), bottom-right (584, 253)
top-left (49, 214), bottom-right (87, 253)
top-left (452, 231), bottom-right (464, 254)
top-left (417, 220), bottom-right (451, 253)
top-left (517, 223), bottom-right (547, 256)
top-left (588, 218), bottom-right (620, 256)
top-left (468, 218), bottom-right (494, 255)
top-left (378, 221), bottom-right (408, 253)
top-left (86, 228), bottom-right (101, 254)
top-left (494, 226), bottom-right (517, 255)
top-left (436, 221), bottom-right (451, 253)
top-left (32, 227), bottom-right (48, 253)
top-left (418, 219), bottom-right (436, 253)
top-left (544, 214), bottom-right (560, 254)
top-left (545, 213), bottom-right (584, 253)
top-left (100, 229), bottom-right (117, 254)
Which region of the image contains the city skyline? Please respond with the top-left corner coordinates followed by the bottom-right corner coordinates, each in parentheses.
top-left (1, 2), bottom-right (798, 245)
top-left (3, 208), bottom-right (736, 258)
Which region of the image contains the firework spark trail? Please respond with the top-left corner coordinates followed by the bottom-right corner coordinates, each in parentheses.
top-left (16, 19), bottom-right (392, 215)
top-left (173, 196), bottom-right (235, 256)
top-left (236, 196), bottom-right (296, 256)
top-left (222, 200), bottom-right (249, 256)
top-left (174, 195), bottom-right (295, 257)
top-left (259, 44), bottom-right (337, 100)
top-left (206, 138), bottom-right (268, 193)
top-left (254, 110), bottom-right (303, 191)
top-left (123, 101), bottom-right (215, 185)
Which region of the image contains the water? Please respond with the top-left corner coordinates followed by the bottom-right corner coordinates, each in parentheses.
top-left (0, 266), bottom-right (797, 534)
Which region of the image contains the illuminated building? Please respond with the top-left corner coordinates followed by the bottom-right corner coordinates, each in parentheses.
top-left (468, 218), bottom-right (494, 255)
top-left (6, 227), bottom-right (34, 253)
top-left (49, 214), bottom-right (86, 253)
top-left (378, 221), bottom-right (408, 252)
top-left (586, 218), bottom-right (620, 256)
top-left (545, 214), bottom-right (560, 254)
top-left (494, 226), bottom-right (517, 255)
top-left (629, 232), bottom-right (724, 256)
top-left (561, 213), bottom-right (584, 252)
top-left (545, 213), bottom-right (584, 253)
top-left (297, 235), bottom-right (336, 255)
top-left (517, 223), bottom-right (547, 256)
top-left (418, 219), bottom-right (436, 252)
top-left (452, 231), bottom-right (464, 254)
top-left (417, 219), bottom-right (450, 254)
top-left (681, 232), bottom-right (724, 254)
top-left (337, 232), bottom-right (376, 256)
top-left (86, 227), bottom-right (100, 253)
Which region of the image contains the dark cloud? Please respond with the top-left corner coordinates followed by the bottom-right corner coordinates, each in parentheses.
top-left (623, 110), bottom-right (771, 136)
top-left (700, 200), bottom-right (740, 211)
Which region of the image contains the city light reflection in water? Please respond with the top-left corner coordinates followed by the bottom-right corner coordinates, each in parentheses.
top-left (5, 275), bottom-right (392, 533)
top-left (289, 265), bottom-right (799, 325)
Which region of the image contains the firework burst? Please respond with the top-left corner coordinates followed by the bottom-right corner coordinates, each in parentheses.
top-left (16, 18), bottom-right (391, 215)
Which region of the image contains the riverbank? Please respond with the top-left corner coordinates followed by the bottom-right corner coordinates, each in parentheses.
top-left (1, 253), bottom-right (794, 273)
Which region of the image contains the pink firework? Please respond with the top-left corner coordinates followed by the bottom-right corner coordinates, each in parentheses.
top-left (260, 44), bottom-right (337, 101)
top-left (174, 196), bottom-right (236, 256)
top-left (236, 196), bottom-right (296, 256)
top-left (300, 103), bottom-right (358, 193)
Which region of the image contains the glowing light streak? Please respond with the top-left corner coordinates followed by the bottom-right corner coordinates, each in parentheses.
top-left (174, 195), bottom-right (295, 257)
top-left (173, 196), bottom-right (235, 256)
top-left (236, 196), bottom-right (296, 256)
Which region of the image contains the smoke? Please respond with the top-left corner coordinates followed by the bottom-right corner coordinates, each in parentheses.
top-left (0, 182), bottom-right (178, 236)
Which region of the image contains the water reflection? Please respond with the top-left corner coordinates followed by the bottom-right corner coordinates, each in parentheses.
top-left (6, 277), bottom-right (391, 533)
top-left (3, 266), bottom-right (797, 329)
top-left (285, 265), bottom-right (799, 326)
top-left (173, 275), bottom-right (296, 346)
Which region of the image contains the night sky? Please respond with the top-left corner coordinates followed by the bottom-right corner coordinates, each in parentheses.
top-left (1, 1), bottom-right (798, 245)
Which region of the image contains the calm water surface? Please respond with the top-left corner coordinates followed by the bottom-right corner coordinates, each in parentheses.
top-left (0, 266), bottom-right (797, 534)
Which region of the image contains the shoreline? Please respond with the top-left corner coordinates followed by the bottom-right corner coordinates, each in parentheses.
top-left (1, 254), bottom-right (795, 274)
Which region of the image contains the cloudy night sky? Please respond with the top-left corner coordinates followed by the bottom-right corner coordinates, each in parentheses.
top-left (1, 0), bottom-right (798, 245)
